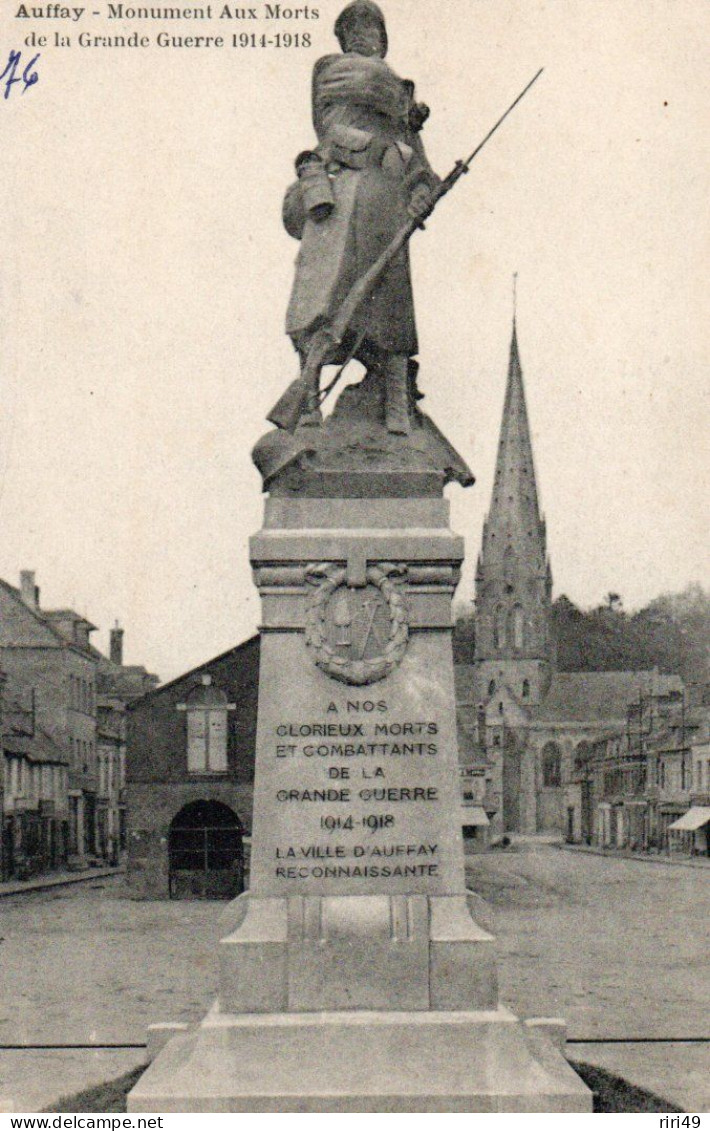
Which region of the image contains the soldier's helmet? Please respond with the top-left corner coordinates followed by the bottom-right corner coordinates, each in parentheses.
top-left (334, 0), bottom-right (388, 57)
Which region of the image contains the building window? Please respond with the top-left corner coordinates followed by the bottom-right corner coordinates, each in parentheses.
top-left (574, 740), bottom-right (591, 772)
top-left (522, 679), bottom-right (530, 699)
top-left (177, 675), bottom-right (235, 775)
top-left (511, 605), bottom-right (525, 650)
top-left (488, 679), bottom-right (496, 696)
top-left (542, 742), bottom-right (562, 788)
top-left (493, 606), bottom-right (506, 651)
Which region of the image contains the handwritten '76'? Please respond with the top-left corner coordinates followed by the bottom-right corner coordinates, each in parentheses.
top-left (1, 51), bottom-right (40, 100)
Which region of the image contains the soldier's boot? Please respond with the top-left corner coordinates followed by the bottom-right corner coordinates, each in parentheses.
top-left (295, 372), bottom-right (323, 428)
top-left (384, 354), bottom-right (411, 435)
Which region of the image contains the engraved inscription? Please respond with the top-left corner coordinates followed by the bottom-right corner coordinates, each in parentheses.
top-left (268, 697), bottom-right (447, 885)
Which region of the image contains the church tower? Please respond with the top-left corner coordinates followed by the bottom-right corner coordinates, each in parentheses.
top-left (473, 313), bottom-right (554, 708)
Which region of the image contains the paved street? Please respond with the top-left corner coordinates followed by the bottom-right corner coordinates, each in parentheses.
top-left (0, 844), bottom-right (707, 1111)
top-left (465, 842), bottom-right (710, 1112)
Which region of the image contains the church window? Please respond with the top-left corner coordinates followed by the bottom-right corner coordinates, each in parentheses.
top-left (522, 679), bottom-right (530, 698)
top-left (488, 680), bottom-right (496, 696)
top-left (574, 741), bottom-right (591, 772)
top-left (542, 742), bottom-right (562, 788)
top-left (511, 606), bottom-right (525, 650)
top-left (493, 606), bottom-right (506, 650)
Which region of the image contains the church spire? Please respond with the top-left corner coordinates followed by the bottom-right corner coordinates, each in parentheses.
top-left (473, 300), bottom-right (553, 706)
top-left (487, 306), bottom-right (543, 542)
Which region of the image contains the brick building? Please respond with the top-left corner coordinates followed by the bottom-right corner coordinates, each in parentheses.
top-left (95, 625), bottom-right (159, 863)
top-left (0, 570), bottom-right (156, 879)
top-left (582, 693), bottom-right (710, 856)
top-left (0, 571), bottom-right (99, 871)
top-left (126, 636), bottom-right (258, 898)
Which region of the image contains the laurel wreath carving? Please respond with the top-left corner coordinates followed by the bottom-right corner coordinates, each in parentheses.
top-left (304, 562), bottom-right (409, 686)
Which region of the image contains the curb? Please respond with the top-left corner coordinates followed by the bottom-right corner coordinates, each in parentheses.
top-left (0, 867), bottom-right (125, 899)
top-left (556, 843), bottom-right (710, 871)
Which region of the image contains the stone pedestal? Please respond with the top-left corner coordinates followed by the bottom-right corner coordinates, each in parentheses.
top-left (129, 485), bottom-right (591, 1112)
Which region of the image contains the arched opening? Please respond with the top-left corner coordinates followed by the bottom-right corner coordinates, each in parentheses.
top-left (574, 740), bottom-right (592, 772)
top-left (522, 679), bottom-right (530, 699)
top-left (542, 742), bottom-right (562, 788)
top-left (488, 679), bottom-right (496, 696)
top-left (493, 605), bottom-right (507, 651)
top-left (168, 799), bottom-right (244, 900)
top-left (511, 605), bottom-right (525, 650)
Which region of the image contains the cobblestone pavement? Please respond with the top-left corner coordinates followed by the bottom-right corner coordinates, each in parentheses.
top-left (0, 845), bottom-right (707, 1111)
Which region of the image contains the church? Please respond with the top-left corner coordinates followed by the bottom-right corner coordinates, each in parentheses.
top-left (454, 317), bottom-right (681, 843)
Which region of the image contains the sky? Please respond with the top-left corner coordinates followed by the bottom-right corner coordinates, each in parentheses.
top-left (1, 0), bottom-right (708, 681)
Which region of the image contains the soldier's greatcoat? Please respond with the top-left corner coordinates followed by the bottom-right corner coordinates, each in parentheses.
top-left (284, 52), bottom-right (438, 357)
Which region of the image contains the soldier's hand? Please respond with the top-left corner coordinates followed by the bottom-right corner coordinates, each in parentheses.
top-left (408, 184), bottom-right (432, 222)
top-left (408, 101), bottom-right (430, 132)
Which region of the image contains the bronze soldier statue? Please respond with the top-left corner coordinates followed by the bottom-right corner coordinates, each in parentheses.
top-left (282, 0), bottom-right (438, 435)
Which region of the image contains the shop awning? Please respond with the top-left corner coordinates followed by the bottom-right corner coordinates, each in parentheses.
top-left (462, 806), bottom-right (490, 827)
top-left (668, 807), bottom-right (710, 832)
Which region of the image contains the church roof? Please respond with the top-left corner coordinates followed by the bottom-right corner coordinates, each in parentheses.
top-left (537, 671), bottom-right (684, 724)
top-left (487, 318), bottom-right (543, 533)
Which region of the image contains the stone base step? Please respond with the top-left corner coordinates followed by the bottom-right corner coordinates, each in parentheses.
top-left (128, 1004), bottom-right (592, 1113)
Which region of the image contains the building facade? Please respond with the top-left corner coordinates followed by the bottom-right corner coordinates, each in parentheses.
top-left (587, 693), bottom-right (710, 856)
top-left (0, 571), bottom-right (156, 880)
top-left (0, 572), bottom-right (99, 872)
top-left (95, 625), bottom-right (159, 864)
top-left (126, 636), bottom-right (258, 899)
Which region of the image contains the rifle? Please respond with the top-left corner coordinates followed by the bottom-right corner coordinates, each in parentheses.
top-left (268, 67), bottom-right (544, 433)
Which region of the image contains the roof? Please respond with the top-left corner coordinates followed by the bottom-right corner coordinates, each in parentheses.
top-left (127, 634), bottom-right (260, 708)
top-left (478, 318), bottom-right (547, 571)
top-left (44, 609), bottom-right (97, 631)
top-left (668, 807), bottom-right (710, 832)
top-left (537, 671), bottom-right (684, 724)
top-left (96, 653), bottom-right (159, 700)
top-left (3, 725), bottom-right (68, 764)
top-left (0, 579), bottom-right (95, 654)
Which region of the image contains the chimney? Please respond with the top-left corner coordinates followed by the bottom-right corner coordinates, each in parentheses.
top-left (20, 570), bottom-right (39, 610)
top-left (110, 621), bottom-right (124, 666)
